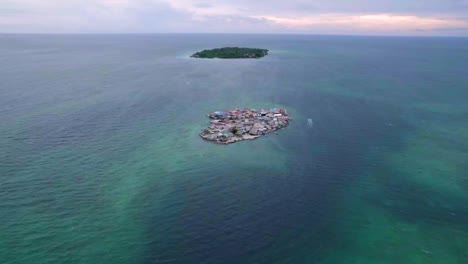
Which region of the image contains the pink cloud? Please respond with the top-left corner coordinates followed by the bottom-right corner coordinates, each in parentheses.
top-left (1, 0), bottom-right (467, 35)
top-left (252, 14), bottom-right (468, 32)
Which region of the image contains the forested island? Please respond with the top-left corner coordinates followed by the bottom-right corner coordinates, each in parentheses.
top-left (191, 47), bottom-right (269, 59)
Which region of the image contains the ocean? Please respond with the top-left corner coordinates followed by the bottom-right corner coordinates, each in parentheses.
top-left (0, 34), bottom-right (467, 264)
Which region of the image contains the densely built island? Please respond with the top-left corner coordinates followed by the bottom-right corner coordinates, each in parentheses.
top-left (200, 108), bottom-right (290, 144)
top-left (191, 47), bottom-right (269, 59)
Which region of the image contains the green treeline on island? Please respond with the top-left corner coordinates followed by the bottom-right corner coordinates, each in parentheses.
top-left (191, 47), bottom-right (269, 59)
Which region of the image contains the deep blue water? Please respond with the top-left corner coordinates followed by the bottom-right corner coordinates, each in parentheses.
top-left (1, 34), bottom-right (467, 264)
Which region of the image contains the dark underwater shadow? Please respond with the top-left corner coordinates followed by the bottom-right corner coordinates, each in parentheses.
top-left (134, 90), bottom-right (414, 264)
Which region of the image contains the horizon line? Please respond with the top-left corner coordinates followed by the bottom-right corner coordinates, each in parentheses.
top-left (0, 32), bottom-right (467, 38)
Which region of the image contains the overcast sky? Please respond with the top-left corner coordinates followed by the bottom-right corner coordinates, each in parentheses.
top-left (1, 0), bottom-right (468, 35)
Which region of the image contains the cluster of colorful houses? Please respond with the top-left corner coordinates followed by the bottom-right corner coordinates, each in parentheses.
top-left (200, 108), bottom-right (291, 144)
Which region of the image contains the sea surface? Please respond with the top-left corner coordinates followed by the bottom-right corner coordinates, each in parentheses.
top-left (1, 34), bottom-right (467, 264)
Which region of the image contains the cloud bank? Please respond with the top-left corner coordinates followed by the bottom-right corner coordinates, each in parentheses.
top-left (1, 0), bottom-right (468, 35)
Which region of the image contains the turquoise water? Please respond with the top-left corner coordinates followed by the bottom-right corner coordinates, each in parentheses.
top-left (1, 34), bottom-right (467, 264)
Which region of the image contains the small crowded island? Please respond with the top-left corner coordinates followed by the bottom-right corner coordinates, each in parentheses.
top-left (200, 108), bottom-right (291, 144)
top-left (191, 47), bottom-right (269, 59)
